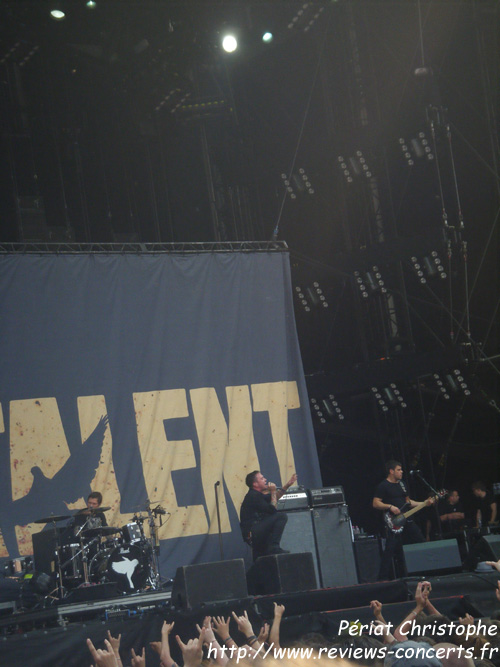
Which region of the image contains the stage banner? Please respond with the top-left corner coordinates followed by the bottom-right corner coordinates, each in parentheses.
top-left (0, 251), bottom-right (321, 577)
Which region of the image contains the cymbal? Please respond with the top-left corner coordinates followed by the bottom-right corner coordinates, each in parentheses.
top-left (82, 526), bottom-right (122, 538)
top-left (74, 506), bottom-right (111, 514)
top-left (34, 514), bottom-right (70, 524)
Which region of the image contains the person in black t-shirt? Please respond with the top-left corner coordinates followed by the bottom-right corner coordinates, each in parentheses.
top-left (72, 492), bottom-right (108, 534)
top-left (439, 490), bottom-right (465, 533)
top-left (438, 489), bottom-right (468, 559)
top-left (373, 460), bottom-right (433, 580)
top-left (240, 470), bottom-right (296, 559)
top-left (471, 481), bottom-right (497, 528)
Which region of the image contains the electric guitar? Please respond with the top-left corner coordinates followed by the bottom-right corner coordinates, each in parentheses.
top-left (384, 490), bottom-right (447, 534)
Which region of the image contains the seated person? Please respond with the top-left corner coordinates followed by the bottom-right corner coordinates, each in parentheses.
top-left (439, 489), bottom-right (465, 533)
top-left (61, 491), bottom-right (108, 547)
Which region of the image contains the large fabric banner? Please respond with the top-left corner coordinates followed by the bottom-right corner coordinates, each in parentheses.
top-left (0, 251), bottom-right (321, 577)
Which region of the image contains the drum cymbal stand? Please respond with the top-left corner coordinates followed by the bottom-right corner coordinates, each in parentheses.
top-left (74, 517), bottom-right (95, 586)
top-left (49, 518), bottom-right (66, 600)
top-left (146, 502), bottom-right (168, 589)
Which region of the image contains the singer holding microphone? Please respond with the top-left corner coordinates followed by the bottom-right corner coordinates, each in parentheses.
top-left (240, 471), bottom-right (297, 560)
top-left (373, 460), bottom-right (433, 580)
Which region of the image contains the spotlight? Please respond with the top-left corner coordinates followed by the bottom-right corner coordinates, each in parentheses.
top-left (311, 395), bottom-right (344, 422)
top-left (354, 271), bottom-right (368, 299)
top-left (86, 0), bottom-right (97, 7)
top-left (295, 281), bottom-right (328, 311)
top-left (371, 386), bottom-right (388, 412)
top-left (282, 168), bottom-right (315, 198)
top-left (433, 373), bottom-right (450, 400)
top-left (222, 35), bottom-right (238, 53)
top-left (262, 32), bottom-right (273, 43)
top-left (399, 131), bottom-right (434, 163)
top-left (50, 9), bottom-right (65, 20)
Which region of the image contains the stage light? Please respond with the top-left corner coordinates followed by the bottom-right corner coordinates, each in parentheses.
top-left (50, 9), bottom-right (65, 20)
top-left (222, 35), bottom-right (237, 53)
top-left (86, 0), bottom-right (97, 7)
top-left (282, 168), bottom-right (315, 198)
top-left (295, 281), bottom-right (328, 311)
top-left (354, 271), bottom-right (368, 299)
top-left (371, 386), bottom-right (389, 412)
top-left (262, 32), bottom-right (273, 43)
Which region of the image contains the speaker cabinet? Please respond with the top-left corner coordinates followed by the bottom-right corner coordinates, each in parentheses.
top-left (464, 534), bottom-right (500, 571)
top-left (279, 509), bottom-right (319, 585)
top-left (403, 539), bottom-right (462, 575)
top-left (171, 559), bottom-right (248, 609)
top-left (32, 529), bottom-right (65, 576)
top-left (251, 552), bottom-right (317, 594)
top-left (354, 537), bottom-right (382, 583)
top-left (313, 505), bottom-right (358, 587)
top-left (476, 535), bottom-right (500, 560)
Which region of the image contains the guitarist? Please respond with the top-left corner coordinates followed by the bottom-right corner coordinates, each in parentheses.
top-left (373, 460), bottom-right (433, 580)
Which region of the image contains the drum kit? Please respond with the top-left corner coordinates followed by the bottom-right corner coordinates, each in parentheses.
top-left (34, 502), bottom-right (167, 598)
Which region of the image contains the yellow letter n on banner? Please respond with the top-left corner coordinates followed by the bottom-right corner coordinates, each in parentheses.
top-left (133, 389), bottom-right (208, 540)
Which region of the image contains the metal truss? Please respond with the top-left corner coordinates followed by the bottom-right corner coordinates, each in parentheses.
top-left (0, 241), bottom-right (288, 254)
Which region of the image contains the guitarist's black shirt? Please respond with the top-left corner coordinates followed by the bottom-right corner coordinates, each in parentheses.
top-left (374, 479), bottom-right (408, 510)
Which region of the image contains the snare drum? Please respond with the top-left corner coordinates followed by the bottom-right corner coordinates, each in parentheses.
top-left (90, 543), bottom-right (147, 592)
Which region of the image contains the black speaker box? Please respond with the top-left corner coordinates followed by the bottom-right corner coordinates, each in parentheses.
top-left (279, 509), bottom-right (319, 584)
top-left (250, 552), bottom-right (317, 595)
top-left (354, 537), bottom-right (382, 583)
top-left (59, 582), bottom-right (118, 604)
top-left (32, 528), bottom-right (65, 576)
top-left (171, 559), bottom-right (248, 609)
top-left (313, 505), bottom-right (358, 587)
top-left (464, 534), bottom-right (500, 571)
top-left (475, 535), bottom-right (500, 560)
top-left (403, 539), bottom-right (462, 575)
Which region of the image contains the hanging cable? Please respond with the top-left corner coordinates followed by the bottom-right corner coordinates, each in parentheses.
top-left (417, 0), bottom-right (426, 69)
top-left (446, 124), bottom-right (464, 233)
top-left (429, 120), bottom-right (449, 230)
top-left (461, 240), bottom-right (472, 344)
top-left (271, 10), bottom-right (332, 240)
top-left (447, 239), bottom-right (454, 342)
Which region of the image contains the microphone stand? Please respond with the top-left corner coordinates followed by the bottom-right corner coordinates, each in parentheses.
top-left (413, 471), bottom-right (443, 540)
top-left (214, 481), bottom-right (224, 561)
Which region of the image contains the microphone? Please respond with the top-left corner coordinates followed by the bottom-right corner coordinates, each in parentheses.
top-left (214, 481), bottom-right (221, 487)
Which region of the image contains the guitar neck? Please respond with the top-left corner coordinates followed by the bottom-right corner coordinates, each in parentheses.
top-left (403, 498), bottom-right (433, 519)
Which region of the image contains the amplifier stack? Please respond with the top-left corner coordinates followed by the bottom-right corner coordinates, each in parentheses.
top-left (277, 485), bottom-right (358, 588)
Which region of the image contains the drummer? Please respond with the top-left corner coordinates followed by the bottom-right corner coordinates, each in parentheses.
top-left (73, 492), bottom-right (108, 533)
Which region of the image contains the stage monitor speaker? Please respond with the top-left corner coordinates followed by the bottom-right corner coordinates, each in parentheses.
top-left (354, 537), bottom-right (382, 584)
top-left (60, 582), bottom-right (118, 604)
top-left (171, 559), bottom-right (248, 609)
top-left (279, 509), bottom-right (319, 585)
top-left (313, 505), bottom-right (358, 587)
top-left (252, 552), bottom-right (317, 594)
top-left (477, 535), bottom-right (500, 561)
top-left (403, 539), bottom-right (462, 575)
top-left (464, 534), bottom-right (500, 571)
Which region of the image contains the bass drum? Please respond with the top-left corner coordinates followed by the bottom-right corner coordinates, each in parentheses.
top-left (90, 543), bottom-right (148, 593)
